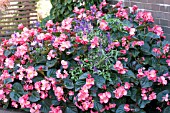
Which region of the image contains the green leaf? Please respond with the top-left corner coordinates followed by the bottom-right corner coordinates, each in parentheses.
top-left (125, 70), bottom-right (136, 79)
top-left (4, 78), bottom-right (12, 84)
top-left (47, 68), bottom-right (56, 77)
top-left (46, 59), bottom-right (57, 68)
top-left (75, 80), bottom-right (85, 92)
top-left (116, 104), bottom-right (125, 113)
top-left (130, 88), bottom-right (138, 101)
top-left (94, 101), bottom-right (103, 112)
top-left (141, 42), bottom-right (151, 55)
top-left (33, 76), bottom-right (44, 83)
top-left (93, 75), bottom-right (106, 88)
top-left (40, 98), bottom-right (52, 113)
top-left (29, 91), bottom-right (40, 102)
top-left (4, 50), bottom-right (11, 57)
top-left (163, 106), bottom-right (170, 113)
top-left (157, 90), bottom-right (170, 102)
top-left (140, 77), bottom-right (153, 88)
top-left (9, 92), bottom-right (20, 101)
top-left (123, 20), bottom-right (133, 27)
top-left (79, 72), bottom-right (88, 80)
top-left (12, 82), bottom-right (24, 95)
top-left (146, 32), bottom-right (160, 39)
top-left (65, 106), bottom-right (78, 113)
top-left (64, 78), bottom-right (74, 89)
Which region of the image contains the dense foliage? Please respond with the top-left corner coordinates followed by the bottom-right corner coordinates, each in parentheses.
top-left (0, 1), bottom-right (170, 113)
top-left (42, 0), bottom-right (104, 25)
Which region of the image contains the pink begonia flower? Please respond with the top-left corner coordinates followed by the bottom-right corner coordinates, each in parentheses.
top-left (30, 103), bottom-right (41, 113)
top-left (121, 37), bottom-right (127, 47)
top-left (136, 11), bottom-right (154, 23)
top-left (53, 86), bottom-right (64, 101)
top-left (26, 66), bottom-right (38, 80)
top-left (157, 76), bottom-right (167, 85)
top-left (141, 93), bottom-right (147, 100)
top-left (40, 91), bottom-right (48, 99)
top-left (61, 60), bottom-right (68, 69)
top-left (124, 82), bottom-right (131, 89)
top-left (132, 41), bottom-right (144, 47)
top-left (120, 50), bottom-right (126, 54)
top-left (99, 0), bottom-right (108, 10)
top-left (0, 70), bottom-right (10, 81)
top-left (23, 84), bottom-right (33, 91)
top-left (59, 41), bottom-right (71, 51)
top-left (18, 23), bottom-right (24, 30)
top-left (78, 89), bottom-right (89, 101)
top-left (68, 91), bottom-right (74, 96)
top-left (132, 5), bottom-right (138, 12)
top-left (18, 94), bottom-right (30, 108)
top-left (91, 36), bottom-right (99, 48)
top-left (99, 20), bottom-right (109, 31)
top-left (12, 101), bottom-right (18, 108)
top-left (113, 86), bottom-right (127, 99)
top-left (156, 107), bottom-right (162, 112)
top-left (4, 58), bottom-right (14, 69)
top-left (166, 59), bottom-right (170, 66)
top-left (46, 20), bottom-right (54, 28)
top-left (56, 70), bottom-right (68, 79)
top-left (98, 92), bottom-right (111, 104)
top-left (47, 50), bottom-right (56, 60)
top-left (113, 61), bottom-right (127, 74)
top-left (124, 104), bottom-right (130, 112)
top-left (41, 80), bottom-right (51, 91)
top-left (15, 45), bottom-right (28, 57)
top-left (162, 94), bottom-right (169, 102)
top-left (151, 25), bottom-right (164, 36)
top-left (37, 33), bottom-right (45, 41)
top-left (163, 44), bottom-right (169, 54)
top-left (116, 8), bottom-right (128, 19)
top-left (137, 68), bottom-right (146, 78)
top-left (152, 48), bottom-right (162, 54)
top-left (61, 17), bottom-right (73, 30)
top-left (49, 106), bottom-right (62, 113)
top-left (148, 92), bottom-right (156, 100)
top-left (81, 100), bottom-right (94, 111)
top-left (86, 78), bottom-right (95, 89)
top-left (0, 47), bottom-right (4, 55)
top-left (129, 28), bottom-right (136, 36)
top-left (81, 35), bottom-right (89, 45)
top-left (145, 70), bottom-right (157, 82)
top-left (115, 1), bottom-right (123, 8)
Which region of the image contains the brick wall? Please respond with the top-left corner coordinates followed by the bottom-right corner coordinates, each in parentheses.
top-left (110, 0), bottom-right (170, 40)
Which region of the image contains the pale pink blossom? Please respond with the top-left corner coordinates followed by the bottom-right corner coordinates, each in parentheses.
top-left (113, 86), bottom-right (127, 99)
top-left (4, 58), bottom-right (14, 69)
top-left (124, 104), bottom-right (130, 112)
top-left (113, 61), bottom-right (127, 74)
top-left (30, 103), bottom-right (41, 113)
top-left (61, 60), bottom-right (68, 69)
top-left (157, 76), bottom-right (167, 85)
top-left (15, 45), bottom-right (28, 57)
top-left (99, 20), bottom-right (109, 31)
top-left (148, 92), bottom-right (156, 100)
top-left (98, 92), bottom-right (111, 103)
top-left (18, 23), bottom-right (24, 30)
top-left (18, 94), bottom-right (30, 108)
top-left (91, 36), bottom-right (99, 48)
top-left (47, 50), bottom-right (56, 60)
top-left (162, 94), bottom-right (169, 102)
top-left (46, 20), bottom-right (54, 28)
top-left (166, 59), bottom-right (170, 66)
top-left (49, 106), bottom-right (62, 113)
